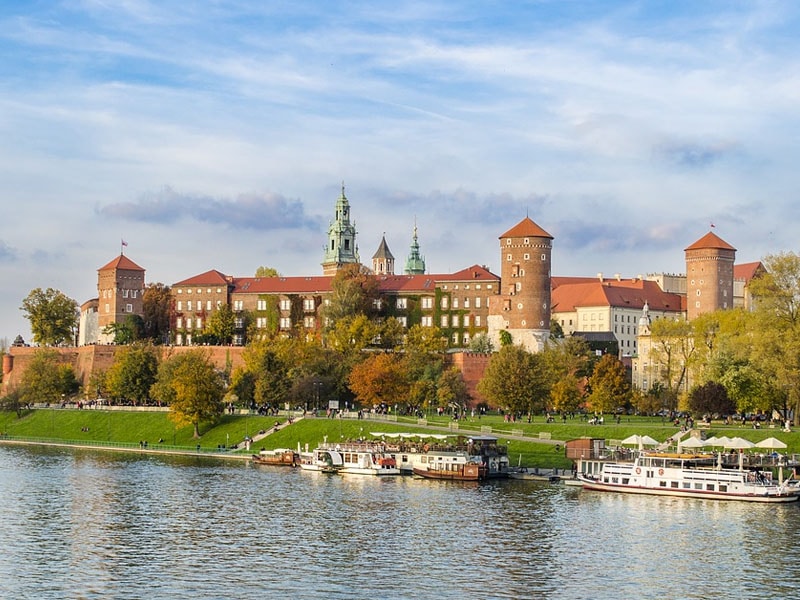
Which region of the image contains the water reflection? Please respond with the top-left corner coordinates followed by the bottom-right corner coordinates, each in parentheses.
top-left (1, 446), bottom-right (799, 599)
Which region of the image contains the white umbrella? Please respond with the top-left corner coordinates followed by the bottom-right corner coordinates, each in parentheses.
top-left (724, 437), bottom-right (755, 449)
top-left (640, 435), bottom-right (660, 446)
top-left (620, 435), bottom-right (642, 445)
top-left (704, 436), bottom-right (719, 445)
top-left (679, 437), bottom-right (706, 449)
top-left (755, 437), bottom-right (787, 450)
top-left (711, 436), bottom-right (731, 447)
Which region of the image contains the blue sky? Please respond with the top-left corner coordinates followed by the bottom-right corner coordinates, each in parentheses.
top-left (1, 1), bottom-right (799, 343)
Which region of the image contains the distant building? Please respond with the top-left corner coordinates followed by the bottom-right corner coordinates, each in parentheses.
top-left (685, 231), bottom-right (736, 320)
top-left (321, 183), bottom-right (360, 276)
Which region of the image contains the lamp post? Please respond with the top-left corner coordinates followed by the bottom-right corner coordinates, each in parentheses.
top-left (313, 381), bottom-right (322, 412)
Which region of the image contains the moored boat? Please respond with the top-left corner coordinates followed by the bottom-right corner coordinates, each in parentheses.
top-left (578, 451), bottom-right (799, 503)
top-left (300, 442), bottom-right (400, 476)
top-left (412, 450), bottom-right (488, 481)
top-left (252, 448), bottom-right (299, 467)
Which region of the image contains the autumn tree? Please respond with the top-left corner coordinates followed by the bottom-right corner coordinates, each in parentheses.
top-left (255, 266), bottom-right (280, 278)
top-left (102, 315), bottom-right (144, 345)
top-left (647, 318), bottom-right (695, 408)
top-left (348, 352), bottom-right (410, 409)
top-left (17, 348), bottom-right (79, 406)
top-left (20, 288), bottom-right (79, 346)
top-left (203, 304), bottom-right (236, 345)
top-left (142, 283), bottom-right (172, 343)
top-left (322, 263), bottom-right (380, 328)
top-left (436, 366), bottom-right (470, 413)
top-left (586, 354), bottom-right (630, 414)
top-left (150, 350), bottom-right (224, 438)
top-left (477, 345), bottom-right (547, 416)
top-left (104, 344), bottom-right (160, 404)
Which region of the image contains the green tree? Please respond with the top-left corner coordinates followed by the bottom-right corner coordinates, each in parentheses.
top-left (142, 283), bottom-right (172, 343)
top-left (499, 330), bottom-right (513, 347)
top-left (436, 366), bottom-right (470, 413)
top-left (477, 345), bottom-right (546, 415)
top-left (647, 318), bottom-right (695, 406)
top-left (586, 354), bottom-right (630, 414)
top-left (20, 288), bottom-right (79, 346)
top-left (325, 314), bottom-right (379, 353)
top-left (255, 266), bottom-right (280, 278)
top-left (102, 315), bottom-right (144, 345)
top-left (468, 333), bottom-right (494, 353)
top-left (18, 348), bottom-right (79, 406)
top-left (204, 304), bottom-right (236, 345)
top-left (105, 344), bottom-right (160, 404)
top-left (150, 350), bottom-right (224, 438)
top-left (687, 381), bottom-right (736, 416)
top-left (549, 374), bottom-right (583, 414)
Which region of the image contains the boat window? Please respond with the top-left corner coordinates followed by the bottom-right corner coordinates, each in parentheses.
top-left (694, 483), bottom-right (703, 490)
top-left (719, 485), bottom-right (727, 492)
top-left (682, 483), bottom-right (691, 489)
top-left (706, 484), bottom-right (715, 491)
top-left (670, 482), bottom-right (679, 488)
top-left (659, 482), bottom-right (667, 487)
top-left (622, 478), bottom-right (629, 485)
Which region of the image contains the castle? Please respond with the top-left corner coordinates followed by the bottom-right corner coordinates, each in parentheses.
top-left (62, 186), bottom-right (762, 397)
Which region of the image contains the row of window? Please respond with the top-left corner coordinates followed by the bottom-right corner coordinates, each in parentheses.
top-left (176, 300), bottom-right (223, 312)
top-left (105, 303), bottom-right (134, 314)
top-left (176, 288), bottom-right (225, 294)
top-left (102, 289), bottom-right (140, 299)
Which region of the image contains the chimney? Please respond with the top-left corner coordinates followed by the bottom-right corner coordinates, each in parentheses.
top-left (614, 273), bottom-right (621, 281)
top-left (597, 272), bottom-right (603, 282)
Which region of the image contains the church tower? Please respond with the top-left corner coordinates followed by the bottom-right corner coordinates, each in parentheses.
top-left (685, 231), bottom-right (736, 320)
top-left (322, 183), bottom-right (360, 276)
top-left (372, 235), bottom-right (395, 275)
top-left (403, 223), bottom-right (426, 275)
top-left (96, 251), bottom-right (146, 344)
top-left (488, 216), bottom-right (553, 353)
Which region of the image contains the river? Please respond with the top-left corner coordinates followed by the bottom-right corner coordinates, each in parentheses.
top-left (1, 445), bottom-right (799, 599)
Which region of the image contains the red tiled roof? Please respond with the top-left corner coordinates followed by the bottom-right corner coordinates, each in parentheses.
top-left (734, 261), bottom-right (764, 282)
top-left (685, 231), bottom-right (736, 252)
top-left (98, 254), bottom-right (145, 272)
top-left (233, 276), bottom-right (332, 294)
top-left (173, 269), bottom-right (233, 287)
top-left (552, 279), bottom-right (684, 313)
top-left (499, 217), bottom-right (553, 240)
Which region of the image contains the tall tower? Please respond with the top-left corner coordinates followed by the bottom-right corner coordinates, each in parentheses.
top-left (685, 231), bottom-right (736, 320)
top-left (372, 235), bottom-right (395, 275)
top-left (322, 183), bottom-right (360, 276)
top-left (487, 216), bottom-right (553, 352)
top-left (96, 253), bottom-right (146, 344)
top-left (404, 223), bottom-right (426, 275)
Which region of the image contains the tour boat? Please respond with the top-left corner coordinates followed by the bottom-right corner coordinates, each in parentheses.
top-left (578, 451), bottom-right (799, 503)
top-left (376, 433), bottom-right (510, 479)
top-left (299, 442), bottom-right (399, 476)
top-left (251, 448), bottom-right (299, 467)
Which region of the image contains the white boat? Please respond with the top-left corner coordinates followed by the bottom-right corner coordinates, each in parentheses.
top-left (579, 451), bottom-right (799, 503)
top-left (299, 442), bottom-right (399, 476)
top-left (376, 433), bottom-right (510, 479)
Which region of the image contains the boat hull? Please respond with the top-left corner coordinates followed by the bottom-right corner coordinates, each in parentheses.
top-left (412, 463), bottom-right (488, 481)
top-left (579, 477), bottom-right (799, 503)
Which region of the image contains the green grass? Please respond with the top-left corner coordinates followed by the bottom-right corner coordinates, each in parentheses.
top-left (1, 409), bottom-right (798, 469)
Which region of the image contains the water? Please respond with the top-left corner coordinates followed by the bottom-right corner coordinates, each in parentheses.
top-left (1, 445), bottom-right (799, 600)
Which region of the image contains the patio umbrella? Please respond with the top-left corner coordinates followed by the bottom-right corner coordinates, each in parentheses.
top-left (755, 437), bottom-right (787, 450)
top-left (711, 436), bottom-right (731, 447)
top-left (679, 437), bottom-right (706, 450)
top-left (620, 435), bottom-right (642, 445)
top-left (724, 437), bottom-right (755, 449)
top-left (640, 435), bottom-right (660, 446)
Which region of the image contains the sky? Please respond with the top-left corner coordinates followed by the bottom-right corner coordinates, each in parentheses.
top-left (1, 1), bottom-right (799, 344)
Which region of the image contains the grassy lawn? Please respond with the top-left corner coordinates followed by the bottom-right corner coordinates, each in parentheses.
top-left (2, 409), bottom-right (798, 470)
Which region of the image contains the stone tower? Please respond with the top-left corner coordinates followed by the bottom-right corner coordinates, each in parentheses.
top-left (487, 216), bottom-right (553, 352)
top-left (372, 234), bottom-right (395, 275)
top-left (403, 223), bottom-right (426, 275)
top-left (684, 231), bottom-right (736, 320)
top-left (96, 253), bottom-right (146, 344)
top-left (322, 183), bottom-right (360, 276)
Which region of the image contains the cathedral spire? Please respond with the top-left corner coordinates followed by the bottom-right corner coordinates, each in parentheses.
top-left (322, 182), bottom-right (360, 275)
top-left (404, 220), bottom-right (426, 275)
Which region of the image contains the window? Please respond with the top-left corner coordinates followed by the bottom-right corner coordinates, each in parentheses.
top-left (463, 315), bottom-right (470, 327)
top-left (176, 317), bottom-right (183, 328)
top-left (186, 318), bottom-right (192, 329)
top-left (475, 315), bottom-right (481, 327)
top-left (397, 316), bottom-right (407, 327)
top-left (206, 301), bottom-right (212, 311)
top-left (421, 316), bottom-right (433, 327)
top-left (373, 298), bottom-right (382, 309)
top-left (463, 298), bottom-right (470, 308)
top-left (279, 317), bottom-right (291, 329)
top-left (304, 298), bottom-right (315, 311)
top-left (280, 299), bottom-right (291, 311)
top-left (475, 297), bottom-right (481, 308)
top-left (234, 300), bottom-right (243, 311)
top-left (451, 315), bottom-right (459, 327)
top-left (304, 316), bottom-right (315, 328)
top-left (257, 299), bottom-right (267, 311)
top-left (441, 297), bottom-right (449, 309)
top-left (441, 315), bottom-right (449, 327)
top-left (187, 301), bottom-right (193, 311)
top-left (396, 297), bottom-right (407, 309)
top-left (177, 301), bottom-right (183, 311)
top-left (196, 317), bottom-right (202, 329)
top-left (256, 317), bottom-right (267, 328)
top-left (452, 333), bottom-right (459, 345)
top-left (452, 298), bottom-right (459, 308)
top-left (421, 297), bottom-right (433, 309)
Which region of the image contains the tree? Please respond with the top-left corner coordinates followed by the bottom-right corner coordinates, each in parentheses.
top-left (325, 314), bottom-right (379, 353)
top-left (18, 348), bottom-right (79, 406)
top-left (20, 288), bottom-right (79, 346)
top-left (436, 367), bottom-right (470, 413)
top-left (647, 318), bottom-right (695, 406)
top-left (499, 330), bottom-right (513, 347)
top-left (150, 350), bottom-right (224, 438)
top-left (549, 374), bottom-right (583, 414)
top-left (204, 304), bottom-right (236, 345)
top-left (142, 283), bottom-right (172, 343)
top-left (102, 315), bottom-right (144, 345)
top-left (687, 381), bottom-right (736, 417)
top-left (468, 333), bottom-right (494, 353)
top-left (255, 266), bottom-right (280, 278)
top-left (322, 263), bottom-right (380, 327)
top-left (104, 344), bottom-right (160, 404)
top-left (477, 345), bottom-right (546, 415)
top-left (348, 352), bottom-right (410, 409)
top-left (586, 354), bottom-right (630, 414)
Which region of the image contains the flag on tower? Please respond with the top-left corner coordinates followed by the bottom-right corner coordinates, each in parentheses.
top-left (710, 222), bottom-right (715, 228)
top-left (121, 239), bottom-right (128, 246)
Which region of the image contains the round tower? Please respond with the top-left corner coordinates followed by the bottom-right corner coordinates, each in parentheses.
top-left (684, 231), bottom-right (736, 320)
top-left (488, 216), bottom-right (553, 352)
